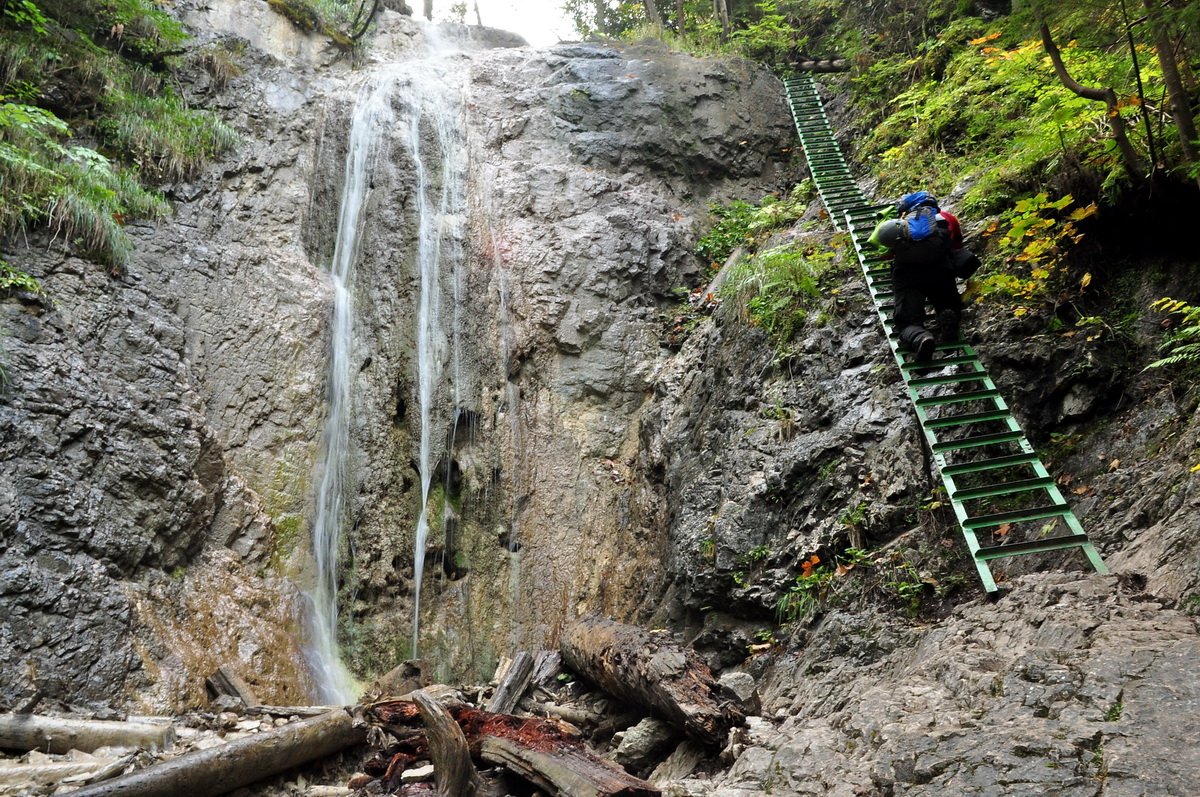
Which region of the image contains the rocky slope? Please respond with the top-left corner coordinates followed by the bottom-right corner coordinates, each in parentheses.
top-left (1, 1), bottom-right (1198, 794)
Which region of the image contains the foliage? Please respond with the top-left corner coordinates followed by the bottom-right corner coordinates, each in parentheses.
top-left (1145, 298), bottom-right (1200, 374)
top-left (0, 256), bottom-right (42, 294)
top-left (0, 0), bottom-right (236, 270)
top-left (695, 183), bottom-right (812, 266)
top-left (266, 0), bottom-right (378, 47)
top-left (722, 235), bottom-right (844, 344)
top-left (0, 99), bottom-right (169, 269)
top-left (99, 88), bottom-right (238, 182)
top-left (862, 25), bottom-right (1163, 214)
top-left (973, 192), bottom-right (1097, 314)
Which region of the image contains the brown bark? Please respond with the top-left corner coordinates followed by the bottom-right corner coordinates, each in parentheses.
top-left (1144, 0), bottom-right (1199, 164)
top-left (1039, 22), bottom-right (1144, 177)
top-left (559, 615), bottom-right (744, 747)
top-left (364, 699), bottom-right (659, 797)
top-left (675, 0), bottom-right (685, 34)
top-left (65, 709), bottom-right (365, 797)
top-left (481, 736), bottom-right (659, 797)
top-left (411, 691), bottom-right (483, 797)
top-left (0, 713), bottom-right (174, 755)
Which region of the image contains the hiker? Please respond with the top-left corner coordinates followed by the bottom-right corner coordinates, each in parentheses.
top-left (868, 191), bottom-right (979, 362)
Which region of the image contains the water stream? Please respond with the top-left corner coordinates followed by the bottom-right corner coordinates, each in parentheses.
top-left (307, 31), bottom-right (468, 698)
top-left (405, 43), bottom-right (468, 658)
top-left (307, 72), bottom-right (399, 705)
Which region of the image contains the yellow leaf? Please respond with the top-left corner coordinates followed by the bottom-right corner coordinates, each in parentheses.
top-left (969, 31), bottom-right (1002, 45)
top-left (1191, 462), bottom-right (1200, 473)
top-left (996, 523), bottom-right (1012, 537)
top-left (1109, 458), bottom-right (1121, 472)
top-left (1080, 272), bottom-right (1092, 289)
top-left (1068, 203), bottom-right (1098, 221)
top-left (1013, 307), bottom-right (1028, 317)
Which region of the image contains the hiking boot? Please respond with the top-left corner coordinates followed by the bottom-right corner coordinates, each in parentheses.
top-left (913, 331), bottom-right (936, 362)
top-left (937, 309), bottom-right (960, 342)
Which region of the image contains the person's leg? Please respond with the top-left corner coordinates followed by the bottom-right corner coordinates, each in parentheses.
top-left (928, 275), bottom-right (963, 342)
top-left (893, 270), bottom-right (931, 351)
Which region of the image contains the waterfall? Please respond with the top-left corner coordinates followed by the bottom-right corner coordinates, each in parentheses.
top-left (404, 38), bottom-right (468, 658)
top-left (306, 73), bottom-right (398, 705)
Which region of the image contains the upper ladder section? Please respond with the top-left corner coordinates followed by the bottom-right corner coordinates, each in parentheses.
top-left (780, 72), bottom-right (1108, 593)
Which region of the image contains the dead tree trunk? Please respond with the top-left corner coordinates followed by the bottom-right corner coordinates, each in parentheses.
top-left (365, 699), bottom-right (660, 797)
top-left (411, 691), bottom-right (483, 797)
top-left (65, 709), bottom-right (365, 797)
top-left (487, 652), bottom-right (535, 714)
top-left (1039, 22), bottom-right (1144, 177)
top-left (481, 736), bottom-right (658, 797)
top-left (559, 615), bottom-right (744, 747)
top-left (0, 713), bottom-right (174, 754)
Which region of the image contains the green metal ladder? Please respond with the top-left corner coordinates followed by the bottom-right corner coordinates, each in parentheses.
top-left (782, 72), bottom-right (1107, 592)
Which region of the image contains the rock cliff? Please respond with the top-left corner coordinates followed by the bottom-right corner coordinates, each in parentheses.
top-left (1, 1), bottom-right (1198, 793)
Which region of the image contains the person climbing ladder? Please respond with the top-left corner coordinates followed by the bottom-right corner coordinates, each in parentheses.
top-left (868, 191), bottom-right (979, 362)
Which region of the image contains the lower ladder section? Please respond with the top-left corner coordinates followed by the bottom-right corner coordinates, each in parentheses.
top-left (782, 74), bottom-right (1107, 593)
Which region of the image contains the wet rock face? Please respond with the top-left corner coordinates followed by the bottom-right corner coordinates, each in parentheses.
top-left (334, 37), bottom-right (797, 677)
top-left (0, 250), bottom-right (220, 707)
top-left (0, 8), bottom-right (798, 704)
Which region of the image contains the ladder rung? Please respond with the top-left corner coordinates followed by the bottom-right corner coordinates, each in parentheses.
top-left (975, 533), bottom-right (1092, 560)
top-left (941, 451), bottom-right (1040, 477)
top-left (908, 371), bottom-right (989, 389)
top-left (964, 503), bottom-right (1071, 530)
top-left (923, 407), bottom-right (1010, 428)
top-left (951, 475), bottom-right (1056, 501)
top-left (931, 429), bottom-right (1026, 452)
top-left (913, 388), bottom-right (998, 407)
top-left (903, 354), bottom-right (982, 371)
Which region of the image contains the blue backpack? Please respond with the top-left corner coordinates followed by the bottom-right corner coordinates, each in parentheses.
top-left (897, 192), bottom-right (941, 242)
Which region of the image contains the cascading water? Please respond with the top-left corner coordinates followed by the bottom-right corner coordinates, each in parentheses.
top-left (306, 73), bottom-right (399, 705)
top-left (406, 42), bottom-right (468, 658)
top-left (307, 28), bottom-right (468, 694)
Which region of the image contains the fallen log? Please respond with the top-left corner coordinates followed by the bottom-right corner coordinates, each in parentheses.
top-left (560, 615), bottom-right (744, 747)
top-left (64, 709), bottom-right (366, 797)
top-left (411, 691), bottom-right (483, 797)
top-left (0, 760), bottom-right (109, 786)
top-left (0, 713), bottom-right (174, 754)
top-left (481, 736), bottom-right (659, 797)
top-left (364, 698), bottom-right (659, 797)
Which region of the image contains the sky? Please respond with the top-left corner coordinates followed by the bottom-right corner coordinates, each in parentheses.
top-left (431, 0), bottom-right (578, 47)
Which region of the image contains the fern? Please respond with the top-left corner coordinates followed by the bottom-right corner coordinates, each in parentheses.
top-left (1146, 298), bottom-right (1200, 372)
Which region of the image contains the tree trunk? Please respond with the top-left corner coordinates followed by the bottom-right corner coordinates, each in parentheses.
top-left (423, 0), bottom-right (432, 21)
top-left (0, 713), bottom-right (174, 755)
top-left (1144, 0), bottom-right (1199, 164)
top-left (65, 709), bottom-right (365, 797)
top-left (643, 0), bottom-right (662, 27)
top-left (480, 736), bottom-right (659, 797)
top-left (411, 691), bottom-right (484, 797)
top-left (1039, 22), bottom-right (1144, 177)
top-left (364, 699), bottom-right (659, 797)
top-left (712, 0), bottom-right (730, 40)
top-left (487, 651), bottom-right (535, 714)
top-left (559, 615), bottom-right (744, 747)
top-left (675, 0), bottom-right (685, 34)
